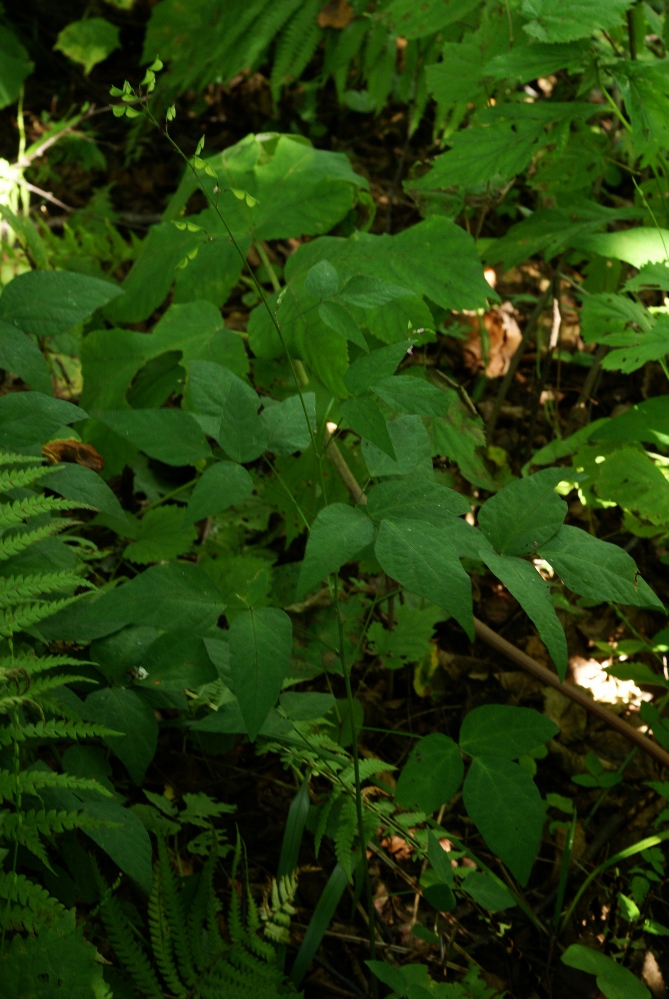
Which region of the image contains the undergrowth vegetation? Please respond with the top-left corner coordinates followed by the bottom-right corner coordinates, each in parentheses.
top-left (0, 1), bottom-right (669, 996)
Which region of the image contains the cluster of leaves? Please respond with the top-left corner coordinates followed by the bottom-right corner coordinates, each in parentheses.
top-left (0, 1), bottom-right (669, 996)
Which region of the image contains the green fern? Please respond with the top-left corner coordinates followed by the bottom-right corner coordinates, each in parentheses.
top-left (98, 833), bottom-right (301, 998)
top-left (270, 0), bottom-right (323, 103)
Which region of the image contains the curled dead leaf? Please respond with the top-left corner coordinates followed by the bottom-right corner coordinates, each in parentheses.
top-left (41, 438), bottom-right (104, 471)
top-left (461, 301), bottom-right (522, 378)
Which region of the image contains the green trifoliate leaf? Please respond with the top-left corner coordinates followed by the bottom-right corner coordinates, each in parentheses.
top-left (538, 525), bottom-right (664, 611)
top-left (375, 518), bottom-right (474, 639)
top-left (395, 733), bottom-right (464, 814)
top-left (481, 550), bottom-right (568, 678)
top-left (339, 274), bottom-right (412, 309)
top-left (92, 409), bottom-right (211, 466)
top-left (340, 396), bottom-right (395, 459)
top-left (304, 259), bottom-right (339, 299)
top-left (297, 504), bottom-right (375, 598)
top-left (362, 415), bottom-right (432, 479)
top-left (366, 479), bottom-right (471, 525)
top-left (459, 704), bottom-right (558, 760)
top-left (477, 468), bottom-right (567, 555)
top-left (54, 17), bottom-right (120, 75)
top-left (229, 607), bottom-right (292, 740)
top-left (561, 945), bottom-right (650, 999)
top-left (123, 506), bottom-right (197, 565)
top-left (318, 300), bottom-right (369, 351)
top-left (521, 0), bottom-right (634, 43)
top-left (188, 359), bottom-right (266, 463)
top-left (463, 756), bottom-right (543, 886)
top-left (372, 375), bottom-right (450, 417)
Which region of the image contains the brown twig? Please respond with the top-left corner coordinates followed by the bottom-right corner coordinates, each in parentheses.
top-left (323, 438), bottom-right (669, 772)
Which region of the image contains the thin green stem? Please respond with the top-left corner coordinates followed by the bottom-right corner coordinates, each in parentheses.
top-left (255, 241), bottom-right (281, 294)
top-left (333, 574), bottom-right (378, 996)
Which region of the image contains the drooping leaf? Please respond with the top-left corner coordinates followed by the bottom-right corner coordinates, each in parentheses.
top-left (123, 506), bottom-right (197, 564)
top-left (481, 550), bottom-right (568, 678)
top-left (374, 518), bottom-right (474, 639)
top-left (538, 525), bottom-right (664, 610)
top-left (188, 359), bottom-right (266, 462)
top-left (84, 687), bottom-right (158, 784)
top-left (459, 704), bottom-right (558, 760)
top-left (0, 23), bottom-right (34, 109)
top-left (0, 270), bottom-right (122, 337)
top-left (318, 300), bottom-right (368, 351)
top-left (395, 733), bottom-right (464, 814)
top-left (183, 461), bottom-right (254, 524)
top-left (92, 409), bottom-right (211, 466)
top-left (477, 469), bottom-right (567, 555)
top-left (0, 392), bottom-right (87, 450)
top-left (83, 798), bottom-right (153, 894)
top-left (261, 392), bottom-right (315, 455)
top-left (54, 17), bottom-right (120, 74)
top-left (46, 462), bottom-right (128, 523)
top-left (589, 397), bottom-right (669, 447)
top-left (297, 503), bottom-right (375, 598)
top-left (463, 756), bottom-right (544, 886)
top-left (229, 607), bottom-right (293, 740)
top-left (0, 320), bottom-right (52, 395)
top-left (461, 872), bottom-right (517, 912)
top-left (340, 396), bottom-right (396, 459)
top-left (362, 414), bottom-right (433, 479)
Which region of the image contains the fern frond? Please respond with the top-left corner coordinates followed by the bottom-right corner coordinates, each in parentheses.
top-left (270, 0), bottom-right (322, 102)
top-left (0, 807), bottom-right (108, 865)
top-left (0, 594), bottom-right (85, 636)
top-left (94, 863), bottom-right (163, 999)
top-left (0, 494), bottom-right (88, 529)
top-left (0, 673), bottom-right (96, 713)
top-left (0, 768), bottom-right (112, 805)
top-left (260, 874), bottom-right (298, 945)
top-left (187, 834), bottom-right (218, 968)
top-left (314, 786), bottom-right (340, 857)
top-left (0, 462), bottom-right (55, 494)
top-left (0, 571), bottom-right (92, 608)
top-left (340, 757), bottom-right (396, 785)
top-left (0, 651), bottom-right (87, 677)
top-left (0, 519), bottom-right (78, 562)
top-left (0, 871), bottom-right (65, 933)
top-left (333, 795), bottom-right (358, 876)
top-left (148, 859), bottom-right (186, 996)
top-left (156, 834), bottom-right (196, 986)
top-left (0, 717), bottom-right (118, 748)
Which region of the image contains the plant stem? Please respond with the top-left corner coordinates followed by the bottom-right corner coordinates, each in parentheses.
top-left (333, 573), bottom-right (378, 997)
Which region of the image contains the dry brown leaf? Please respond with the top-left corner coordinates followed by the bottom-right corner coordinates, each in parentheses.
top-left (317, 0), bottom-right (353, 29)
top-left (41, 438), bottom-right (104, 471)
top-left (461, 302), bottom-right (522, 377)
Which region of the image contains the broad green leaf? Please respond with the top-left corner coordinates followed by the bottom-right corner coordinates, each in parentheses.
top-left (0, 391), bottom-right (86, 449)
top-left (124, 506), bottom-right (197, 564)
top-left (538, 525), bottom-right (664, 610)
top-left (82, 300), bottom-right (248, 409)
top-left (341, 396), bottom-right (396, 459)
top-left (601, 316), bottom-right (669, 374)
top-left (606, 662), bottom-right (669, 688)
top-left (188, 359), bottom-right (266, 462)
top-left (522, 0), bottom-right (634, 43)
top-left (366, 479), bottom-right (471, 524)
top-left (617, 60), bottom-right (669, 162)
top-left (422, 883), bottom-right (456, 914)
top-left (0, 320), bottom-right (52, 394)
top-left (362, 414), bottom-right (433, 479)
top-left (1, 912), bottom-right (109, 998)
top-left (261, 392), bottom-right (315, 455)
top-left (395, 733), bottom-right (464, 814)
top-left (84, 797), bottom-right (153, 894)
top-left (318, 300), bottom-right (368, 351)
top-left (589, 397), bottom-right (669, 448)
top-left (579, 293), bottom-right (653, 345)
top-left (137, 631), bottom-right (217, 689)
top-left (461, 872), bottom-right (517, 911)
top-left (0, 24), bottom-right (33, 109)
top-left (375, 518), bottom-right (474, 639)
top-left (367, 603), bottom-right (445, 668)
top-left (54, 17), bottom-right (120, 74)
top-left (46, 463), bottom-right (128, 523)
top-left (372, 375), bottom-right (450, 417)
top-left (624, 262), bottom-right (669, 293)
top-left (588, 446), bottom-right (669, 526)
top-left (477, 468), bottom-right (567, 555)
top-left (297, 503), bottom-right (375, 598)
top-left (426, 41), bottom-right (484, 109)
top-left (344, 342), bottom-right (415, 396)
top-left (91, 625), bottom-right (160, 684)
top-left (561, 945), bottom-right (650, 999)
top-left (386, 0), bottom-right (481, 38)
top-left (84, 687), bottom-right (158, 784)
top-left (92, 409), bottom-right (211, 466)
top-left (459, 704), bottom-right (558, 759)
top-left (339, 275), bottom-right (412, 309)
top-left (463, 756), bottom-right (543, 886)
top-left (229, 607), bottom-right (293, 740)
top-left (280, 691), bottom-right (336, 721)
top-left (41, 562), bottom-right (225, 642)
top-left (640, 702), bottom-right (669, 752)
top-left (426, 830), bottom-right (454, 886)
top-left (304, 259), bottom-right (338, 298)
top-left (481, 550), bottom-right (568, 678)
top-left (486, 37), bottom-right (589, 84)
top-left (570, 227), bottom-right (669, 268)
top-left (0, 270), bottom-right (123, 337)
top-left (184, 461), bottom-right (254, 524)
